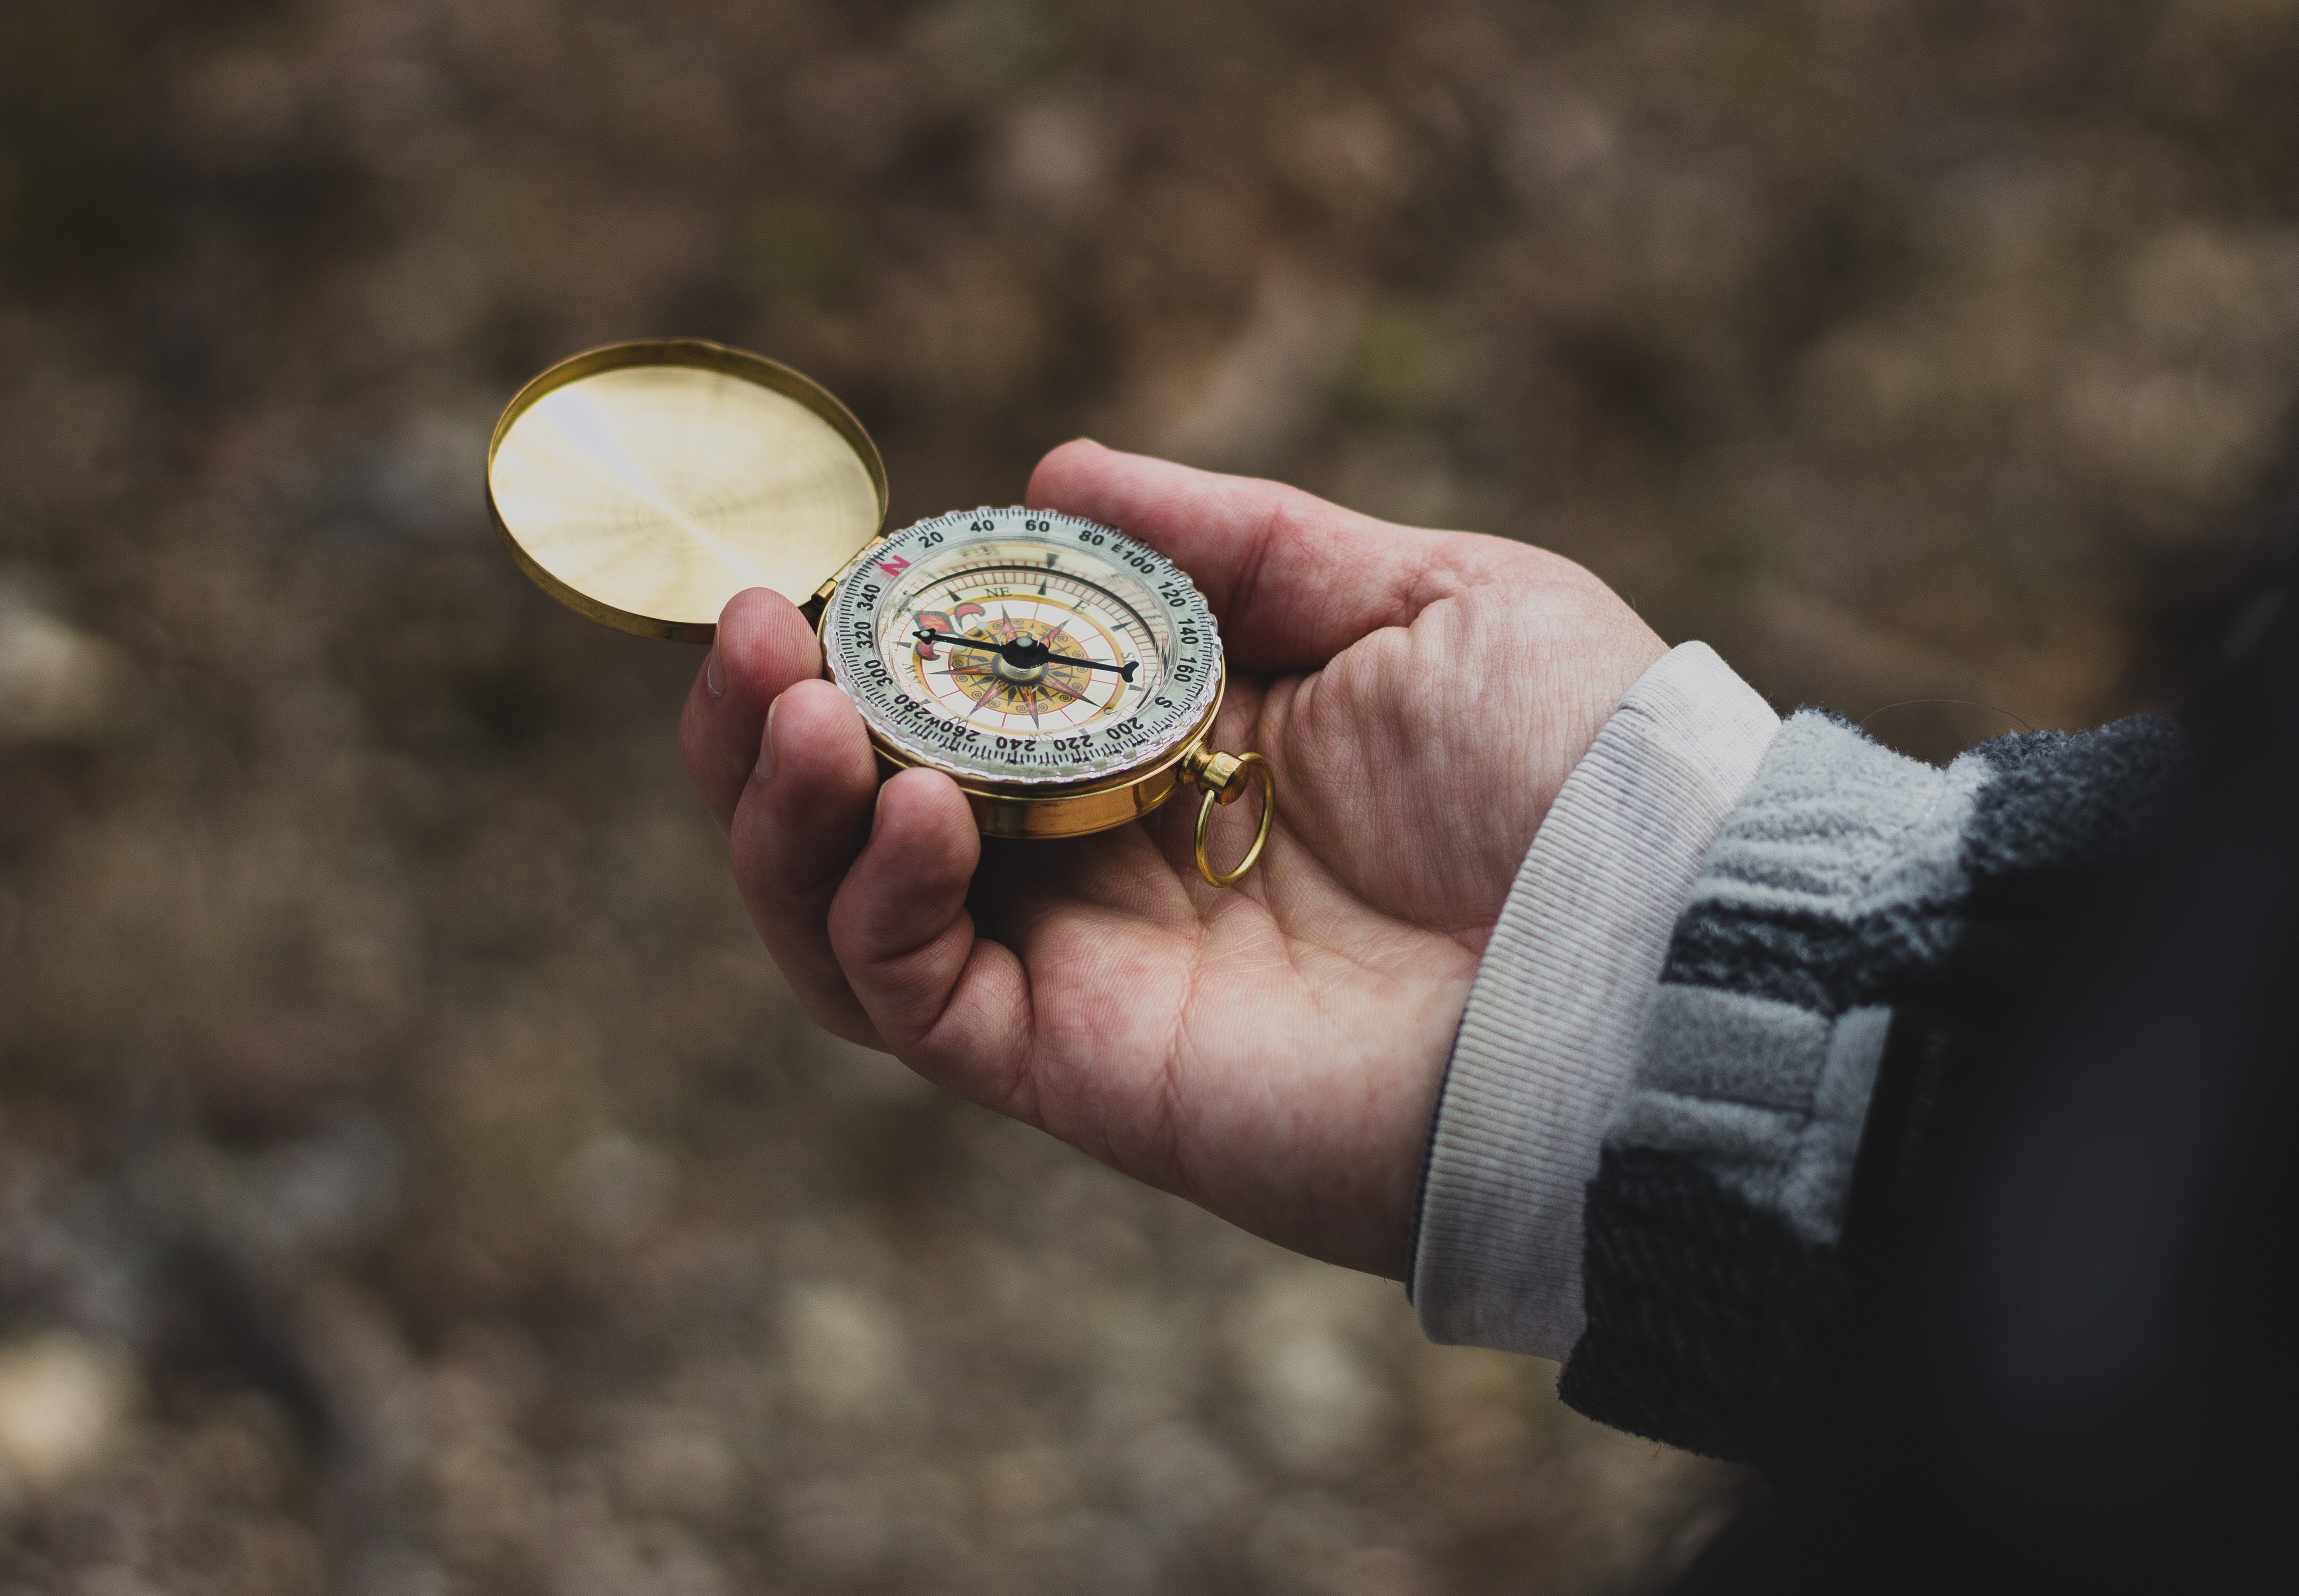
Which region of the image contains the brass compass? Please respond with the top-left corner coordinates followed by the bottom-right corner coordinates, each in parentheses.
top-left (487, 340), bottom-right (1276, 887)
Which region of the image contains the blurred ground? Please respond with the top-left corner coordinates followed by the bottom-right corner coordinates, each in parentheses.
top-left (4, 0), bottom-right (2297, 1591)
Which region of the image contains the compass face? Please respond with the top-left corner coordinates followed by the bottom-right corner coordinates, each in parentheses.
top-left (822, 508), bottom-right (1222, 787)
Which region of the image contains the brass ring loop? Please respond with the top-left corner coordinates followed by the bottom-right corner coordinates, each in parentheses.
top-left (1193, 752), bottom-right (1276, 890)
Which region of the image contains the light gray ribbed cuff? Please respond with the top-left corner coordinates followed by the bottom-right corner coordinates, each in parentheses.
top-left (1410, 642), bottom-right (1780, 1360)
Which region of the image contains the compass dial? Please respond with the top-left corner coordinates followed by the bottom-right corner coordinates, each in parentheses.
top-left (824, 507), bottom-right (1222, 786)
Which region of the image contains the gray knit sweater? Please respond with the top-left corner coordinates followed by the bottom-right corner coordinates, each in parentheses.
top-left (1410, 646), bottom-right (2187, 1466)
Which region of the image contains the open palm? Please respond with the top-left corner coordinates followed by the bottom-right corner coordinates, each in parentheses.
top-left (680, 443), bottom-right (1664, 1278)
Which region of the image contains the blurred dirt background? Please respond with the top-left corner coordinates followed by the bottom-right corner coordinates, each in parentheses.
top-left (4, 0), bottom-right (2297, 1591)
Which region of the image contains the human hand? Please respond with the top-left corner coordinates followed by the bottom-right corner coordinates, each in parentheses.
top-left (680, 444), bottom-right (1666, 1278)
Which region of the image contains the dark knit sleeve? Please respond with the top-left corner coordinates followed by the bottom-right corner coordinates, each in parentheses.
top-left (1555, 710), bottom-right (2187, 1462)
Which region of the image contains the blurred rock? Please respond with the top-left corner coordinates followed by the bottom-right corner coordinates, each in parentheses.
top-left (2120, 224), bottom-right (2299, 368)
top-left (345, 1542), bottom-right (450, 1596)
top-left (544, 1486), bottom-right (735, 1596)
top-left (0, 1330), bottom-right (138, 1506)
top-left (784, 1282), bottom-right (906, 1423)
top-left (2050, 225), bottom-right (2299, 512)
top-left (1271, 90), bottom-right (1411, 222)
top-left (994, 98), bottom-right (1113, 219)
top-left (192, 1013), bottom-right (366, 1148)
top-left (774, 1470), bottom-right (899, 1582)
top-left (1227, 1265), bottom-right (1396, 1475)
top-left (1502, 77), bottom-right (1621, 200)
top-left (1243, 1488), bottom-right (1362, 1594)
top-left (561, 1132), bottom-right (675, 1249)
top-left (1054, 1508), bottom-right (1162, 1595)
top-left (0, 578), bottom-right (125, 742)
top-left (1330, 1546), bottom-right (1439, 1596)
top-left (1124, 1422), bottom-right (1250, 1530)
top-left (1160, 268), bottom-right (1362, 474)
top-left (612, 1408), bottom-right (742, 1524)
top-left (194, 1112), bottom-right (403, 1264)
top-left (2060, 361), bottom-right (2278, 506)
top-left (326, 407), bottom-right (494, 540)
top-left (426, 1426), bottom-right (546, 1574)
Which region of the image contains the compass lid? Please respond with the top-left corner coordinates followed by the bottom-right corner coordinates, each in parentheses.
top-left (486, 340), bottom-right (888, 642)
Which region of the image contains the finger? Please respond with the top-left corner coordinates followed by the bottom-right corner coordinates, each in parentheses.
top-left (728, 676), bottom-right (884, 1045)
top-left (827, 768), bottom-right (1038, 1121)
top-left (679, 588), bottom-right (824, 832)
top-left (1026, 440), bottom-right (1528, 671)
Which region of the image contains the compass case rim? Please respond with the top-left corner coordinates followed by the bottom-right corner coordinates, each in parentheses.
top-left (487, 339), bottom-right (890, 644)
top-left (868, 670), bottom-right (1228, 840)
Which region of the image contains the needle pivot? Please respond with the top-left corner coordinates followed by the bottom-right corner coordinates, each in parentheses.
top-left (915, 629), bottom-right (1138, 682)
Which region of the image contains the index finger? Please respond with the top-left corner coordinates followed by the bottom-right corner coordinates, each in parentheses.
top-left (679, 586), bottom-right (824, 832)
top-left (1025, 441), bottom-right (1524, 672)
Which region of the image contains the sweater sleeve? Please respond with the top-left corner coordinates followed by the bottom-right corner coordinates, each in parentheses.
top-left (1556, 708), bottom-right (2190, 1462)
top-left (1410, 642), bottom-right (1782, 1358)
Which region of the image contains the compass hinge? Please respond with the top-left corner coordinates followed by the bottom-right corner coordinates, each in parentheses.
top-left (1182, 747), bottom-right (1250, 804)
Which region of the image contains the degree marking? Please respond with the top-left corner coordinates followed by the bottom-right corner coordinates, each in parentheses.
top-left (893, 560), bottom-right (1162, 647)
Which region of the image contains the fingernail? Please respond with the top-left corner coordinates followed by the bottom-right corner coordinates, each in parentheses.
top-left (704, 647), bottom-right (726, 698)
top-left (756, 699), bottom-right (779, 782)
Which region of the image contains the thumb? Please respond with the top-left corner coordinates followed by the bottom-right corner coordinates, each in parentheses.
top-left (1025, 440), bottom-right (1522, 672)
top-left (826, 768), bottom-right (1042, 1120)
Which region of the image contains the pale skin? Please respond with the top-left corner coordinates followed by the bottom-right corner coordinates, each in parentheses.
top-left (680, 441), bottom-right (1666, 1280)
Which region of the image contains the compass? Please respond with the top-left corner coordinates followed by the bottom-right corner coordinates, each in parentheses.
top-left (486, 340), bottom-right (1276, 887)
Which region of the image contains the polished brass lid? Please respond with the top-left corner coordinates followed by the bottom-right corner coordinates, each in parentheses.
top-left (486, 340), bottom-right (888, 642)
